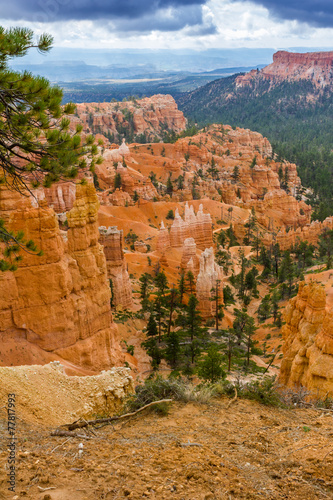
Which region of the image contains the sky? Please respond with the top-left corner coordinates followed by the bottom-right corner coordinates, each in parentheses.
top-left (0, 0), bottom-right (332, 51)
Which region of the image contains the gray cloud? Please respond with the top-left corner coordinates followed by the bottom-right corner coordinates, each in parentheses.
top-left (238, 0), bottom-right (333, 28)
top-left (1, 0), bottom-right (208, 27)
top-left (105, 4), bottom-right (215, 34)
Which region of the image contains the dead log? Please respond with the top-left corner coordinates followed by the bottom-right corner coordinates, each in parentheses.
top-left (52, 399), bottom-right (173, 436)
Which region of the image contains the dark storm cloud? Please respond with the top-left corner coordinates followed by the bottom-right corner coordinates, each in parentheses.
top-left (107, 5), bottom-right (216, 34)
top-left (0, 0), bottom-right (209, 27)
top-left (240, 0), bottom-right (333, 28)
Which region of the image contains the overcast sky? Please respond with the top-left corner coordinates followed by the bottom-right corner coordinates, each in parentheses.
top-left (0, 0), bottom-right (332, 50)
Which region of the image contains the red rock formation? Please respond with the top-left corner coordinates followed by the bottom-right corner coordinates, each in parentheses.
top-left (107, 189), bottom-right (133, 207)
top-left (181, 237), bottom-right (199, 275)
top-left (0, 181), bottom-right (124, 372)
top-left (96, 158), bottom-right (158, 203)
top-left (99, 226), bottom-right (133, 309)
top-left (196, 248), bottom-right (223, 318)
top-left (279, 282), bottom-right (333, 396)
top-left (262, 216), bottom-right (333, 251)
top-left (44, 182), bottom-right (77, 213)
top-left (167, 203), bottom-right (213, 250)
top-left (134, 241), bottom-right (148, 253)
top-left (71, 94), bottom-right (187, 142)
top-left (156, 221), bottom-right (171, 252)
top-left (236, 50), bottom-right (333, 89)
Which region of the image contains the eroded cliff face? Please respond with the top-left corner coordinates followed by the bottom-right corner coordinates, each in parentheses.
top-left (0, 181), bottom-right (124, 372)
top-left (262, 216), bottom-right (333, 251)
top-left (71, 94), bottom-right (187, 142)
top-left (236, 50), bottom-right (333, 89)
top-left (99, 226), bottom-right (134, 309)
top-left (279, 282), bottom-right (333, 396)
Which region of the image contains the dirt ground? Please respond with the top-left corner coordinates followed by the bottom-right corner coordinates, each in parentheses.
top-left (1, 397), bottom-right (333, 500)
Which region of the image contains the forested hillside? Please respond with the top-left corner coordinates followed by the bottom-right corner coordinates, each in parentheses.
top-left (178, 77), bottom-right (333, 220)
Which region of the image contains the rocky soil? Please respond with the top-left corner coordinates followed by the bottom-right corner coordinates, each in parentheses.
top-left (1, 397), bottom-right (333, 500)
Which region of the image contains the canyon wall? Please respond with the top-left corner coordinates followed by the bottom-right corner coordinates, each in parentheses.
top-left (99, 226), bottom-right (134, 309)
top-left (71, 94), bottom-right (187, 142)
top-left (236, 50), bottom-right (333, 89)
top-left (262, 216), bottom-right (333, 251)
top-left (0, 181), bottom-right (124, 372)
top-left (279, 282), bottom-right (333, 396)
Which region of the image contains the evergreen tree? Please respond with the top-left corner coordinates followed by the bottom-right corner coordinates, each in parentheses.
top-left (186, 294), bottom-right (201, 341)
top-left (244, 316), bottom-right (256, 370)
top-left (154, 270), bottom-right (168, 296)
top-left (232, 165), bottom-right (240, 182)
top-left (260, 246), bottom-right (272, 277)
top-left (279, 251), bottom-right (296, 297)
top-left (186, 270), bottom-right (195, 295)
top-left (153, 293), bottom-right (168, 342)
top-left (216, 230), bottom-right (227, 248)
top-left (141, 338), bottom-right (161, 370)
top-left (318, 229), bottom-right (333, 269)
top-left (271, 290), bottom-right (280, 324)
top-left (114, 173), bottom-right (122, 189)
top-left (165, 331), bottom-right (180, 368)
top-left (257, 295), bottom-right (271, 322)
top-left (133, 190), bottom-right (139, 202)
top-left (233, 308), bottom-right (250, 345)
top-left (166, 175), bottom-right (173, 195)
top-left (210, 281), bottom-right (224, 331)
top-left (226, 224), bottom-right (238, 247)
top-left (166, 286), bottom-right (178, 335)
top-left (139, 272), bottom-right (152, 310)
top-left (223, 285), bottom-right (235, 305)
top-left (0, 27), bottom-right (101, 269)
top-left (146, 314), bottom-right (158, 337)
top-left (178, 273), bottom-right (186, 305)
top-left (109, 279), bottom-right (115, 309)
top-left (198, 345), bottom-right (225, 383)
top-left (226, 327), bottom-right (238, 372)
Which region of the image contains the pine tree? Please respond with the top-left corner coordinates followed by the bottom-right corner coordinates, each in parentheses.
top-left (226, 327), bottom-right (237, 372)
top-left (165, 331), bottom-right (180, 368)
top-left (318, 229), bottom-right (333, 269)
top-left (178, 273), bottom-right (186, 305)
top-left (166, 175), bottom-right (173, 195)
top-left (186, 294), bottom-right (201, 342)
top-left (114, 173), bottom-right (122, 189)
top-left (186, 270), bottom-right (195, 295)
top-left (154, 270), bottom-right (168, 296)
top-left (146, 314), bottom-right (158, 337)
top-left (0, 27), bottom-right (101, 269)
top-left (244, 317), bottom-right (256, 371)
top-left (257, 295), bottom-right (271, 322)
top-left (198, 345), bottom-right (225, 383)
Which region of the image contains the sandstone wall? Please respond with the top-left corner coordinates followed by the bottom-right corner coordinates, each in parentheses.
top-left (279, 282), bottom-right (333, 396)
top-left (0, 181), bottom-right (124, 372)
top-left (236, 50), bottom-right (333, 89)
top-left (99, 226), bottom-right (134, 309)
top-left (71, 94), bottom-right (187, 141)
top-left (262, 217), bottom-right (333, 251)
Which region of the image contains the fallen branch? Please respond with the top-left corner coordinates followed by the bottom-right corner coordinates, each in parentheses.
top-left (226, 387), bottom-right (238, 409)
top-left (38, 486), bottom-right (56, 492)
top-left (263, 354), bottom-right (276, 374)
top-left (50, 429), bottom-right (92, 439)
top-left (54, 399), bottom-right (173, 433)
